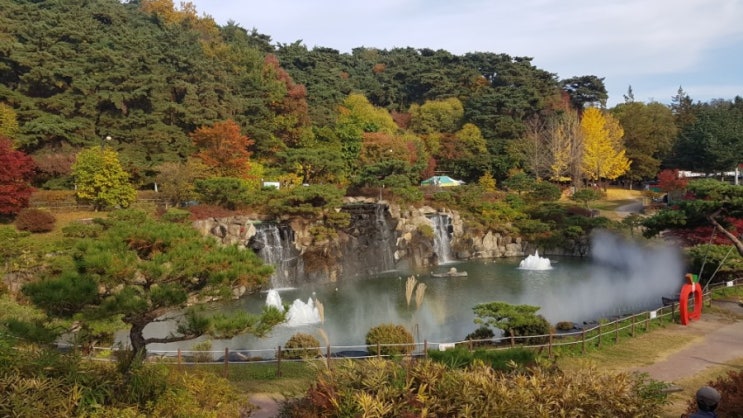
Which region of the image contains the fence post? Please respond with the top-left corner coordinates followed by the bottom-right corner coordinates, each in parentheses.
top-left (276, 346), bottom-right (282, 377)
top-left (597, 323), bottom-right (602, 348)
top-left (581, 329), bottom-right (586, 354)
top-left (510, 330), bottom-right (515, 348)
top-left (631, 315), bottom-right (636, 337)
top-left (548, 332), bottom-right (553, 358)
top-left (645, 311), bottom-right (650, 332)
top-left (177, 348), bottom-right (182, 367)
top-left (326, 345), bottom-right (331, 369)
top-left (424, 340), bottom-right (428, 359)
top-left (671, 303), bottom-right (676, 323)
top-left (614, 319), bottom-right (619, 344)
top-left (377, 342), bottom-right (381, 358)
top-left (223, 348), bottom-right (229, 378)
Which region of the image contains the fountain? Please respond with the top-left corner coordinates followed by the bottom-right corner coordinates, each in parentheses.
top-left (265, 289), bottom-right (322, 327)
top-left (518, 250), bottom-right (553, 270)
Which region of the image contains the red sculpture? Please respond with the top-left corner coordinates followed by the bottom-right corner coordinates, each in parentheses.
top-left (679, 273), bottom-right (703, 325)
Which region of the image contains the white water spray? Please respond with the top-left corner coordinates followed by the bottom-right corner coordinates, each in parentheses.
top-left (518, 250), bottom-right (552, 270)
top-left (265, 289), bottom-right (322, 327)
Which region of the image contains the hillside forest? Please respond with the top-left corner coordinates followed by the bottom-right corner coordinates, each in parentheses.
top-left (1, 0), bottom-right (741, 199)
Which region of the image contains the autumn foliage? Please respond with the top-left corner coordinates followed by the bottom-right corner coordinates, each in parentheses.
top-left (191, 119), bottom-right (254, 178)
top-left (15, 208), bottom-right (56, 233)
top-left (657, 168), bottom-right (688, 192)
top-left (0, 137), bottom-right (35, 217)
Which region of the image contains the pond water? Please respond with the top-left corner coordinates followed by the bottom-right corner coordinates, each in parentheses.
top-left (142, 231), bottom-right (686, 354)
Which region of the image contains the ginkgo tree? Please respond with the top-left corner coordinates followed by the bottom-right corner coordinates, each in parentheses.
top-left (580, 107), bottom-right (630, 187)
top-left (72, 146), bottom-right (136, 211)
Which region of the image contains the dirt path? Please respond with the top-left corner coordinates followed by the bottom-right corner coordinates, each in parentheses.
top-left (247, 393), bottom-right (284, 418)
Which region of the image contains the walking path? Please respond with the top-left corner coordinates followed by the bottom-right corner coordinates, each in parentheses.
top-left (633, 314), bottom-right (743, 382)
top-left (247, 393), bottom-right (284, 418)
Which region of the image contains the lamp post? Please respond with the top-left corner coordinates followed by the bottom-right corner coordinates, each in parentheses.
top-left (101, 135), bottom-right (112, 152)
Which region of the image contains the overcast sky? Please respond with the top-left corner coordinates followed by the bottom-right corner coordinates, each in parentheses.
top-left (189, 0), bottom-right (743, 107)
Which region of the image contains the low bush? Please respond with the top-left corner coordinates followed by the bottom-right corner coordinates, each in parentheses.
top-left (14, 208), bottom-right (56, 233)
top-left (683, 369), bottom-right (743, 416)
top-left (281, 358), bottom-right (668, 417)
top-left (61, 220), bottom-right (103, 238)
top-left (160, 208), bottom-right (190, 223)
top-left (282, 333), bottom-right (321, 359)
top-left (556, 321), bottom-right (575, 331)
top-left (365, 323), bottom-right (414, 356)
top-left (464, 326), bottom-right (494, 346)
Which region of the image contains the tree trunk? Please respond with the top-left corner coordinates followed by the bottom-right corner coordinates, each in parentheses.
top-left (128, 322), bottom-right (148, 360)
top-left (708, 214), bottom-right (743, 258)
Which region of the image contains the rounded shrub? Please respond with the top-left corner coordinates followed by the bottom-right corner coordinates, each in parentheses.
top-left (556, 321), bottom-right (575, 331)
top-left (365, 323), bottom-right (414, 356)
top-left (14, 208), bottom-right (56, 233)
top-left (464, 326), bottom-right (495, 346)
top-left (282, 333), bottom-right (321, 359)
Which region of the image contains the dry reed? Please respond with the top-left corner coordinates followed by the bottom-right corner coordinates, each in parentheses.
top-left (405, 276), bottom-right (416, 307)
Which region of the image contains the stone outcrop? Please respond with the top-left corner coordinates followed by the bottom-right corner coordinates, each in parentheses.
top-left (193, 198), bottom-right (528, 286)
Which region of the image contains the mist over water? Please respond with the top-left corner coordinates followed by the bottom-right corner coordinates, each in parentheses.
top-left (528, 230), bottom-right (684, 322)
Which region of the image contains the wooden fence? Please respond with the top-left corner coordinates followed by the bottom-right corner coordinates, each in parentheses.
top-left (85, 277), bottom-right (742, 376)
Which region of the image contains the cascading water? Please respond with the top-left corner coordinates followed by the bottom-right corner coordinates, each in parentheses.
top-left (248, 223), bottom-right (303, 288)
top-left (518, 250), bottom-right (553, 270)
top-left (265, 289), bottom-right (322, 326)
top-left (429, 213), bottom-right (453, 264)
top-left (374, 204), bottom-right (396, 271)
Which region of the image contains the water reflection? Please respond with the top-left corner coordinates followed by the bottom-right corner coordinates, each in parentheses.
top-left (144, 240), bottom-right (684, 354)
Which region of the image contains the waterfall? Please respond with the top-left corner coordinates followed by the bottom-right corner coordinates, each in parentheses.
top-left (248, 223), bottom-right (304, 288)
top-left (429, 213), bottom-right (453, 264)
top-left (375, 204), bottom-right (395, 271)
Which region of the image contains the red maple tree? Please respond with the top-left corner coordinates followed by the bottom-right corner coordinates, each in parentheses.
top-left (0, 136), bottom-right (35, 216)
top-left (657, 169), bottom-right (688, 193)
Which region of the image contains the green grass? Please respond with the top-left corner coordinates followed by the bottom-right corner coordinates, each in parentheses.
top-left (188, 361), bottom-right (319, 395)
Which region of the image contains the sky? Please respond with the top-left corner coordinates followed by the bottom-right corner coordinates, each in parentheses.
top-left (189, 0), bottom-right (743, 107)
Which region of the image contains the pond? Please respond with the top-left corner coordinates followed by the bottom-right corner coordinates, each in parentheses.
top-left (142, 231), bottom-right (686, 355)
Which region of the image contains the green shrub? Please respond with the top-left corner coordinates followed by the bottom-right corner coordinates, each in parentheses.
top-left (365, 323), bottom-right (414, 356)
top-left (417, 223), bottom-right (434, 239)
top-left (283, 333), bottom-right (321, 359)
top-left (191, 340), bottom-right (214, 363)
top-left (556, 321), bottom-right (575, 331)
top-left (14, 208), bottom-right (56, 233)
top-left (160, 208), bottom-right (190, 223)
top-left (61, 220), bottom-right (103, 238)
top-left (464, 326), bottom-right (494, 345)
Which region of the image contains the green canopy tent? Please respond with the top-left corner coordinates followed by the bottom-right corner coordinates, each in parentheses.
top-left (420, 175), bottom-right (464, 187)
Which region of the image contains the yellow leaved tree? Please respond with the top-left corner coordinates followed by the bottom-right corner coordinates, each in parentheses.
top-left (580, 107), bottom-right (630, 186)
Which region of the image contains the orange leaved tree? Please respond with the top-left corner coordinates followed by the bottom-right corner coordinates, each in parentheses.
top-left (191, 119), bottom-right (254, 178)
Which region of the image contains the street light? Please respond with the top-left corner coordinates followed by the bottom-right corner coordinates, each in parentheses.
top-left (100, 135), bottom-right (111, 155)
